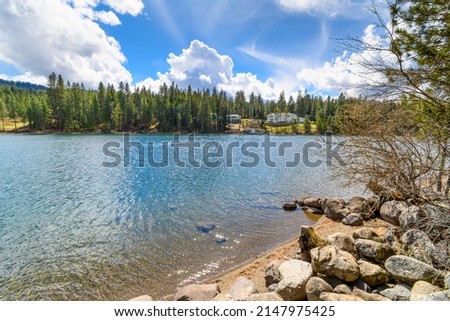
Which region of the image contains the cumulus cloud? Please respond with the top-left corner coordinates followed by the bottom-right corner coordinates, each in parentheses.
top-left (275, 0), bottom-right (371, 18)
top-left (95, 10), bottom-right (121, 26)
top-left (0, 0), bottom-right (144, 86)
top-left (296, 24), bottom-right (399, 97)
top-left (137, 40), bottom-right (278, 100)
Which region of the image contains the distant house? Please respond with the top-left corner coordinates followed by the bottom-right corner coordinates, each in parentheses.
top-left (267, 113), bottom-right (304, 124)
top-left (228, 114), bottom-right (241, 123)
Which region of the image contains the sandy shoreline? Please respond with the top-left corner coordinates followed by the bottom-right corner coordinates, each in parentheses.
top-left (158, 215), bottom-right (392, 300)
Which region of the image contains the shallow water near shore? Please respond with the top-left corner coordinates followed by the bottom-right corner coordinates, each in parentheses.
top-left (0, 134), bottom-right (362, 300)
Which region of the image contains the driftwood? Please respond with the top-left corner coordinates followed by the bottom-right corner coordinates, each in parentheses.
top-left (297, 226), bottom-right (326, 262)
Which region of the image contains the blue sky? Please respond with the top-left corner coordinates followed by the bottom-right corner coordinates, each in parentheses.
top-left (0, 0), bottom-right (389, 99)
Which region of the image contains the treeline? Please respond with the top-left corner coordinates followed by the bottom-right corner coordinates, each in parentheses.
top-left (0, 72), bottom-right (351, 133)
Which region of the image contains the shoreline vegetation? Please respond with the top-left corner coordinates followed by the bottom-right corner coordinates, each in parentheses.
top-left (132, 195), bottom-right (449, 302)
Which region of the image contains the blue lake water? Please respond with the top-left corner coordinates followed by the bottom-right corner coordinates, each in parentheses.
top-left (0, 134), bottom-right (361, 300)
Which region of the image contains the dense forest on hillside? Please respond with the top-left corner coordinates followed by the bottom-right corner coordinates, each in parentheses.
top-left (0, 73), bottom-right (351, 133)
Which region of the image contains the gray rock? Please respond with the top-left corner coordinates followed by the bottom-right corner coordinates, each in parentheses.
top-left (359, 261), bottom-right (390, 287)
top-left (410, 281), bottom-right (441, 301)
top-left (401, 229), bottom-right (436, 265)
top-left (303, 197), bottom-right (322, 209)
top-left (333, 284), bottom-right (352, 294)
top-left (276, 259), bottom-right (313, 301)
top-left (295, 196), bottom-right (309, 206)
top-left (129, 295), bottom-right (153, 301)
top-left (384, 226), bottom-right (402, 252)
top-left (434, 239), bottom-right (450, 270)
top-left (265, 260), bottom-right (283, 286)
top-left (322, 198), bottom-right (350, 220)
top-left (319, 292), bottom-right (364, 301)
top-left (305, 277), bottom-right (333, 301)
top-left (347, 196), bottom-right (375, 219)
top-left (327, 232), bottom-right (358, 258)
top-left (399, 205), bottom-right (421, 229)
top-left (384, 255), bottom-right (445, 285)
top-left (380, 201), bottom-right (408, 226)
top-left (317, 274), bottom-right (342, 288)
top-left (379, 284), bottom-right (411, 301)
top-left (341, 213), bottom-right (364, 226)
top-left (174, 284), bottom-right (220, 301)
top-left (352, 288), bottom-right (390, 301)
top-left (445, 272), bottom-right (450, 289)
top-left (228, 277), bottom-right (257, 300)
top-left (212, 293), bottom-right (233, 301)
top-left (350, 279), bottom-right (372, 293)
top-left (353, 228), bottom-right (383, 242)
top-left (301, 206), bottom-right (323, 215)
top-left (355, 239), bottom-right (395, 263)
top-left (310, 246), bottom-right (360, 282)
top-left (423, 290), bottom-right (450, 301)
top-left (245, 292), bottom-right (284, 301)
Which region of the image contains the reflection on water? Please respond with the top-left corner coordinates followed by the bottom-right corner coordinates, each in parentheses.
top-left (0, 134), bottom-right (361, 300)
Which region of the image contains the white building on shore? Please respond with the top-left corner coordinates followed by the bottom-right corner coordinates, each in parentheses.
top-left (267, 112), bottom-right (304, 124)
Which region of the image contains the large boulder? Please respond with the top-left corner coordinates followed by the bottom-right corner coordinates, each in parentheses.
top-left (379, 201), bottom-right (408, 226)
top-left (359, 261), bottom-right (390, 287)
top-left (310, 246), bottom-right (360, 282)
top-left (384, 226), bottom-right (403, 252)
top-left (352, 288), bottom-right (390, 301)
top-left (174, 284), bottom-right (220, 301)
top-left (303, 197), bottom-right (322, 209)
top-left (347, 196), bottom-right (375, 219)
top-left (276, 260), bottom-right (313, 301)
top-left (327, 232), bottom-right (358, 258)
top-left (227, 277), bottom-right (257, 300)
top-left (400, 229), bottom-right (436, 265)
top-left (341, 213), bottom-right (363, 226)
top-left (265, 260), bottom-right (283, 286)
top-left (384, 255), bottom-right (445, 285)
top-left (410, 281), bottom-right (441, 301)
top-left (423, 290), bottom-right (450, 301)
top-left (322, 198), bottom-right (350, 220)
top-left (319, 292), bottom-right (364, 301)
top-left (379, 284), bottom-right (411, 301)
top-left (399, 205), bottom-right (422, 230)
top-left (355, 239), bottom-right (395, 263)
top-left (353, 228), bottom-right (383, 242)
top-left (305, 277), bottom-right (333, 301)
top-left (245, 293), bottom-right (284, 301)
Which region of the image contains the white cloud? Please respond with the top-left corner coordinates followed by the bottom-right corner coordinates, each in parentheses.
top-left (0, 0), bottom-right (144, 87)
top-left (102, 0), bottom-right (144, 16)
top-left (275, 0), bottom-right (371, 18)
top-left (95, 10), bottom-right (121, 26)
top-left (295, 24), bottom-right (399, 96)
top-left (137, 40), bottom-right (278, 100)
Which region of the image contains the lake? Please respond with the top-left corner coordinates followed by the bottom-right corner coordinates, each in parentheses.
top-left (0, 133), bottom-right (361, 300)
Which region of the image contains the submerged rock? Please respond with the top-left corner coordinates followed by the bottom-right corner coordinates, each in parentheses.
top-left (283, 203), bottom-right (297, 211)
top-left (196, 223), bottom-right (216, 233)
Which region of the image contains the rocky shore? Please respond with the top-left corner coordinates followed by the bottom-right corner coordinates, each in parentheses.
top-left (129, 195), bottom-right (450, 301)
